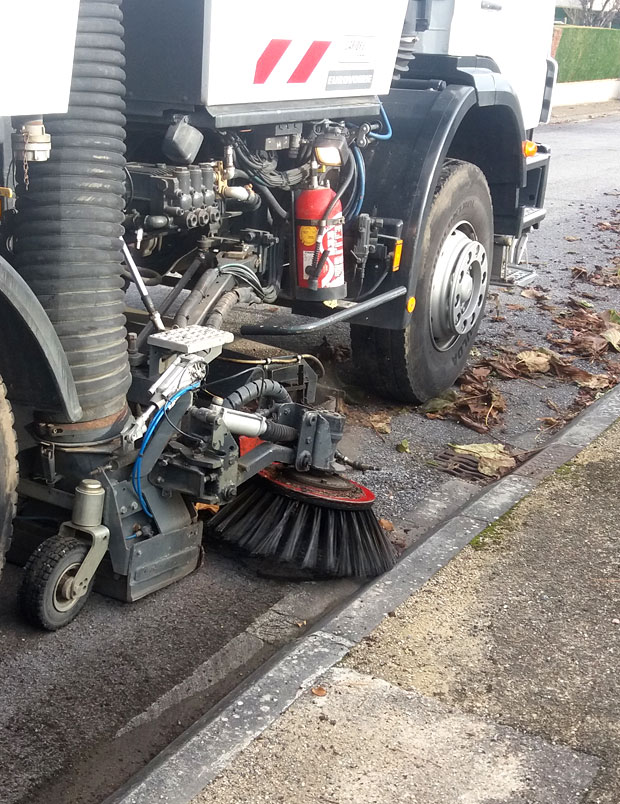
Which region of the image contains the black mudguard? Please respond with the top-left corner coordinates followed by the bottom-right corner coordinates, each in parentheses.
top-left (356, 67), bottom-right (527, 330)
top-left (0, 254), bottom-right (82, 423)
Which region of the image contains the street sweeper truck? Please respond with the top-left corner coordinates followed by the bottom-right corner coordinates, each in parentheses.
top-left (0, 0), bottom-right (557, 629)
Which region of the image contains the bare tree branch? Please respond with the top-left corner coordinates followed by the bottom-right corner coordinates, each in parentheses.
top-left (563, 0), bottom-right (620, 26)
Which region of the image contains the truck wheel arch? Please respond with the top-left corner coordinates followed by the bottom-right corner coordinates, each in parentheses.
top-left (0, 254), bottom-right (82, 424)
top-left (357, 79), bottom-right (526, 330)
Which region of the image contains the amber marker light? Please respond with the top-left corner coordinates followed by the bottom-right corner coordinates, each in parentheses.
top-left (407, 296), bottom-right (416, 313)
top-left (392, 239), bottom-right (404, 271)
top-left (523, 140), bottom-right (538, 158)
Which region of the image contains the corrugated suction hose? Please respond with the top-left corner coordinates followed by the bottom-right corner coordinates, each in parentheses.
top-left (14, 0), bottom-right (131, 426)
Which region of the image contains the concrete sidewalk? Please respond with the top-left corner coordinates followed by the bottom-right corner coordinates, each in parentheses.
top-left (551, 99), bottom-right (620, 124)
top-left (192, 421), bottom-right (620, 804)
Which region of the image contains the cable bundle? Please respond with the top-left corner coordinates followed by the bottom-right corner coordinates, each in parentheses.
top-left (229, 135), bottom-right (310, 189)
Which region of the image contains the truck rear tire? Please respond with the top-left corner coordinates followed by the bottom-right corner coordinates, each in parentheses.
top-left (0, 377), bottom-right (19, 579)
top-left (351, 160), bottom-right (493, 403)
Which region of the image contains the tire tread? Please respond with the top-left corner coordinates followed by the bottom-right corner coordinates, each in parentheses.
top-left (351, 159), bottom-right (492, 403)
top-left (19, 535), bottom-right (88, 630)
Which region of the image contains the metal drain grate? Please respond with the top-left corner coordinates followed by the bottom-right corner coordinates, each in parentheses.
top-left (432, 449), bottom-right (490, 481)
top-left (431, 447), bottom-right (541, 483)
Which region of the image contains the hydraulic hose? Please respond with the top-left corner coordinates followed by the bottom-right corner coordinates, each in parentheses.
top-left (232, 170), bottom-right (289, 220)
top-left (13, 0), bottom-right (131, 426)
top-left (174, 267), bottom-right (223, 327)
top-left (205, 291), bottom-right (240, 330)
top-left (222, 380), bottom-right (292, 410)
top-left (261, 420), bottom-right (298, 443)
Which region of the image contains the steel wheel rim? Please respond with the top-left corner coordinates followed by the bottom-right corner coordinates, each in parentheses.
top-left (429, 221), bottom-right (489, 351)
top-left (52, 561), bottom-right (81, 613)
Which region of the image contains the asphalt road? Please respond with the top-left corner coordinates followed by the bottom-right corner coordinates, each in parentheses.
top-left (1, 114), bottom-right (619, 804)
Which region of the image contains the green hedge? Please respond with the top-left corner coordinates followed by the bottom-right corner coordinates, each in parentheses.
top-left (556, 25), bottom-right (620, 83)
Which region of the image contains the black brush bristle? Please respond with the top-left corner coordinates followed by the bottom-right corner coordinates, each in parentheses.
top-left (207, 478), bottom-right (397, 578)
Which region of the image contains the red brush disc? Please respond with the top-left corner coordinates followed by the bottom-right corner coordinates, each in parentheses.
top-left (258, 465), bottom-right (376, 510)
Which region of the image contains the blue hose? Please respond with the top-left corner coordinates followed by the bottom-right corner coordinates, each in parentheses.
top-left (368, 105), bottom-right (393, 141)
top-left (131, 382), bottom-right (200, 517)
top-left (351, 145), bottom-right (366, 219)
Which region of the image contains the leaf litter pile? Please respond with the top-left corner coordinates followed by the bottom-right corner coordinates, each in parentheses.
top-left (314, 259), bottom-right (620, 485)
top-left (418, 295), bottom-right (620, 479)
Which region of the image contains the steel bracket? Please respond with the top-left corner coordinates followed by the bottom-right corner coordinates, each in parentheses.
top-left (58, 521), bottom-right (110, 601)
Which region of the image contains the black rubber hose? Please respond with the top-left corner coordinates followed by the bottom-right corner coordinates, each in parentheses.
top-left (262, 420), bottom-right (298, 443)
top-left (13, 0), bottom-right (131, 425)
top-left (174, 267), bottom-right (222, 328)
top-left (233, 170), bottom-right (289, 220)
top-left (205, 290), bottom-right (239, 330)
top-left (223, 380), bottom-right (292, 410)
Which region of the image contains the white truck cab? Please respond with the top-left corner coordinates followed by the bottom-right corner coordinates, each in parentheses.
top-left (415, 0), bottom-right (557, 128)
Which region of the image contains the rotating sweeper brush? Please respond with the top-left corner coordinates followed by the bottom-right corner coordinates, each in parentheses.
top-left (207, 466), bottom-right (397, 578)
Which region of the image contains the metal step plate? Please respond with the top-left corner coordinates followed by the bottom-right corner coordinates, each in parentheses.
top-left (148, 325), bottom-right (234, 354)
top-left (503, 265), bottom-right (538, 287)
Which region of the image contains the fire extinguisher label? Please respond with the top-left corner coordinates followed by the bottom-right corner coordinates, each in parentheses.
top-left (299, 226), bottom-right (318, 247)
top-left (302, 227), bottom-right (344, 288)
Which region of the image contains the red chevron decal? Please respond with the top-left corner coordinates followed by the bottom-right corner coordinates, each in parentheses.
top-left (288, 40), bottom-right (331, 84)
top-left (254, 39), bottom-right (292, 84)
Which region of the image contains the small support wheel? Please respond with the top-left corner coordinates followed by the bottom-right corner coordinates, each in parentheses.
top-left (19, 534), bottom-right (94, 631)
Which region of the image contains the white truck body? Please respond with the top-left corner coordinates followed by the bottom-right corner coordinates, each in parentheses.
top-left (202, 0), bottom-right (409, 107)
top-left (202, 0), bottom-right (555, 128)
top-left (416, 0), bottom-right (557, 129)
top-left (0, 0), bottom-right (80, 116)
top-left (0, 0), bottom-right (555, 129)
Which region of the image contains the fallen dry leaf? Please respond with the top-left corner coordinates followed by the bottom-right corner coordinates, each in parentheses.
top-left (602, 327), bottom-right (620, 352)
top-left (538, 417), bottom-right (562, 429)
top-left (517, 350), bottom-right (551, 374)
top-left (419, 392), bottom-right (460, 415)
top-left (368, 413), bottom-right (392, 434)
top-left (420, 369), bottom-right (507, 433)
top-left (311, 686), bottom-right (327, 697)
top-left (549, 358), bottom-right (610, 390)
top-left (569, 333), bottom-right (609, 357)
top-left (378, 518), bottom-right (395, 532)
top-left (565, 235), bottom-right (581, 242)
top-left (571, 266), bottom-right (589, 280)
top-left (521, 287), bottom-right (548, 301)
top-left (574, 372), bottom-right (611, 390)
top-left (597, 220), bottom-right (620, 233)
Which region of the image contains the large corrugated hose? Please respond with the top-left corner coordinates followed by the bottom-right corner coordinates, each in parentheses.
top-left (13, 0), bottom-right (131, 427)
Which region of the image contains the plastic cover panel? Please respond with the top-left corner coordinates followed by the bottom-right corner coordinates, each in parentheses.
top-left (202, 0), bottom-right (408, 106)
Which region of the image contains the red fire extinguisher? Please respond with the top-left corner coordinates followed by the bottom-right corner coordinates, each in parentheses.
top-left (295, 186), bottom-right (346, 299)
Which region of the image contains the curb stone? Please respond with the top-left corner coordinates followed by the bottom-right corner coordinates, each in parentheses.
top-left (103, 382), bottom-right (620, 804)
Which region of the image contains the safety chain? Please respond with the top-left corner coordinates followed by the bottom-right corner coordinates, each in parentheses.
top-left (22, 129), bottom-right (30, 191)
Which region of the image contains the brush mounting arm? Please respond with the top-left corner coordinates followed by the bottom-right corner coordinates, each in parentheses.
top-left (191, 402), bottom-right (298, 443)
top-left (195, 399), bottom-right (346, 473)
top-left (152, 398), bottom-right (346, 505)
